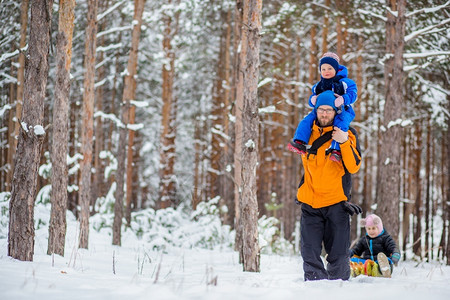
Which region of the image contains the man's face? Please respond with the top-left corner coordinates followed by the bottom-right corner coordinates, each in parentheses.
top-left (316, 105), bottom-right (336, 126)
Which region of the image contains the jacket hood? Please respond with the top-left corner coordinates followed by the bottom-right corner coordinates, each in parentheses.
top-left (337, 65), bottom-right (348, 78)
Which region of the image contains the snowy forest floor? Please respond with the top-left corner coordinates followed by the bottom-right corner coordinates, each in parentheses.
top-left (1, 218), bottom-right (450, 300)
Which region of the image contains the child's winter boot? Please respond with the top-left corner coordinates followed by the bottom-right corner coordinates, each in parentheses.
top-left (287, 140), bottom-right (307, 155)
top-left (377, 253), bottom-right (392, 278)
top-left (329, 150), bottom-right (342, 162)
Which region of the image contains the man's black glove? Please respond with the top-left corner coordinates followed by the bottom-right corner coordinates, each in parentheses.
top-left (342, 201), bottom-right (362, 216)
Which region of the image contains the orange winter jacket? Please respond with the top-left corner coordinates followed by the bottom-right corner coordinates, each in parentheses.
top-left (297, 122), bottom-right (361, 209)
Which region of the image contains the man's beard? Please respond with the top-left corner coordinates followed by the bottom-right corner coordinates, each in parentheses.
top-left (317, 116), bottom-right (334, 127)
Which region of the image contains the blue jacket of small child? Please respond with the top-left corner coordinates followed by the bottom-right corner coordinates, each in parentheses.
top-left (308, 64), bottom-right (357, 107)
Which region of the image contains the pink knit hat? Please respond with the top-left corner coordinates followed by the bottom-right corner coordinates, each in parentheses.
top-left (321, 52), bottom-right (340, 63)
top-left (319, 52), bottom-right (340, 73)
top-left (360, 214), bottom-right (383, 234)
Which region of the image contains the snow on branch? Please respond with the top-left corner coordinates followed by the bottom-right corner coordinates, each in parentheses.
top-left (356, 9), bottom-right (387, 22)
top-left (258, 77), bottom-right (273, 88)
top-left (0, 49), bottom-right (19, 64)
top-left (404, 51), bottom-right (450, 60)
top-left (404, 53), bottom-right (449, 72)
top-left (405, 18), bottom-right (450, 42)
top-left (0, 104), bottom-right (11, 117)
top-left (127, 123), bottom-right (144, 131)
top-left (406, 1), bottom-right (450, 18)
top-left (258, 105), bottom-right (276, 114)
top-left (97, 0), bottom-right (127, 21)
top-left (97, 26), bottom-right (132, 38)
top-left (130, 100), bottom-right (149, 108)
top-left (94, 111), bottom-right (124, 128)
top-left (97, 43), bottom-right (123, 53)
top-left (0, 72), bottom-right (17, 84)
top-left (94, 111), bottom-right (145, 131)
top-left (386, 7), bottom-right (398, 17)
top-left (211, 127), bottom-right (230, 141)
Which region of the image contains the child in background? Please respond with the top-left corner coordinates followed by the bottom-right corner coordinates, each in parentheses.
top-left (349, 214), bottom-right (401, 278)
top-left (288, 52), bottom-right (357, 162)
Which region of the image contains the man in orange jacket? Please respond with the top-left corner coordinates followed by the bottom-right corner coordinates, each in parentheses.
top-left (290, 90), bottom-right (362, 281)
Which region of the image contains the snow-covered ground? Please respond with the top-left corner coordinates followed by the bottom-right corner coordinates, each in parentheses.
top-left (1, 196), bottom-right (449, 300)
top-left (1, 223), bottom-right (450, 299)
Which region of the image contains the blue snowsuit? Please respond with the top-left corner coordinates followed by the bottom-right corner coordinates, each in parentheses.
top-left (293, 65), bottom-right (357, 151)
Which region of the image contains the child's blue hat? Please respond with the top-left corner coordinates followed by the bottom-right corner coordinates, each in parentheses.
top-left (315, 90), bottom-right (337, 111)
top-left (319, 52), bottom-right (340, 74)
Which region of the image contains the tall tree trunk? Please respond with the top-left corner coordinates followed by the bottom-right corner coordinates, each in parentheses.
top-left (322, 0), bottom-right (330, 54)
top-left (7, 0), bottom-right (29, 192)
top-left (240, 0), bottom-right (262, 273)
top-left (233, 0), bottom-right (245, 257)
top-left (220, 7), bottom-right (234, 227)
top-left (192, 118), bottom-right (202, 210)
top-left (413, 121), bottom-right (422, 257)
top-left (446, 94), bottom-right (450, 265)
top-left (125, 0), bottom-right (146, 224)
top-left (67, 89), bottom-right (79, 216)
top-left (48, 0), bottom-right (75, 257)
top-left (425, 121), bottom-right (431, 261)
top-left (8, 0), bottom-right (53, 261)
top-left (79, 0), bottom-right (98, 249)
top-left (113, 0), bottom-right (146, 244)
top-left (209, 13), bottom-right (226, 201)
top-left (5, 52), bottom-right (16, 192)
top-left (92, 0), bottom-right (108, 212)
top-left (158, 2), bottom-right (178, 209)
top-left (308, 25), bottom-right (317, 85)
top-left (335, 0), bottom-right (344, 59)
top-left (375, 0), bottom-right (405, 242)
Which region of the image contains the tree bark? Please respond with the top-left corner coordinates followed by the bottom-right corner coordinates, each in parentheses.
top-left (233, 0), bottom-right (244, 257)
top-left (308, 25), bottom-right (317, 85)
top-left (8, 0), bottom-right (53, 261)
top-left (113, 0), bottom-right (146, 244)
top-left (413, 121), bottom-right (422, 257)
top-left (48, 0), bottom-right (75, 257)
top-left (158, 2), bottom-right (178, 208)
top-left (7, 0), bottom-right (29, 192)
top-left (79, 0), bottom-right (98, 249)
top-left (376, 0), bottom-right (406, 242)
top-left (240, 0), bottom-right (262, 273)
top-left (220, 7), bottom-right (234, 227)
top-left (92, 0), bottom-right (108, 212)
top-left (125, 0), bottom-right (146, 224)
top-left (322, 0), bottom-right (330, 54)
top-left (446, 93), bottom-right (450, 265)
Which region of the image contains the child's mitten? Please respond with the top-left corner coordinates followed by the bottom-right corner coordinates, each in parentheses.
top-left (334, 96), bottom-right (344, 107)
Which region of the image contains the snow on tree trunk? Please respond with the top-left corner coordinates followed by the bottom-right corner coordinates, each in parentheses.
top-left (48, 0), bottom-right (75, 257)
top-left (79, 0), bottom-right (98, 249)
top-left (376, 0), bottom-right (406, 243)
top-left (8, 0), bottom-right (53, 261)
top-left (240, 0), bottom-right (262, 273)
